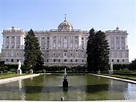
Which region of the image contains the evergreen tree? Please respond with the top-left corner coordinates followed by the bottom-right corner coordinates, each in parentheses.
top-left (86, 29), bottom-right (109, 72)
top-left (86, 28), bottom-right (95, 72)
top-left (128, 59), bottom-right (136, 70)
top-left (24, 29), bottom-right (44, 72)
top-left (94, 31), bottom-right (109, 71)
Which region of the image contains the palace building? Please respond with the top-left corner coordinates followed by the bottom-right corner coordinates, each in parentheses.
top-left (1, 18), bottom-right (129, 66)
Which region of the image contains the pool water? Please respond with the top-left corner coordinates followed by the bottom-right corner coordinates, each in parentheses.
top-left (0, 73), bottom-right (136, 101)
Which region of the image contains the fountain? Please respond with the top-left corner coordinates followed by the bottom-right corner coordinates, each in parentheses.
top-left (109, 62), bottom-right (113, 74)
top-left (17, 60), bottom-right (22, 74)
top-left (63, 68), bottom-right (68, 87)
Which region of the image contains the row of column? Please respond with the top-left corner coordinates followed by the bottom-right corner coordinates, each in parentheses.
top-left (3, 36), bottom-right (23, 49)
top-left (38, 36), bottom-right (87, 50)
top-left (110, 36), bottom-right (127, 50)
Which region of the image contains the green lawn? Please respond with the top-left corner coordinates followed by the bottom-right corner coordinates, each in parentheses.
top-left (104, 74), bottom-right (136, 81)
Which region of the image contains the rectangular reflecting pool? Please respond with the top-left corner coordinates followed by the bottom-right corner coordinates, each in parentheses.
top-left (0, 73), bottom-right (136, 101)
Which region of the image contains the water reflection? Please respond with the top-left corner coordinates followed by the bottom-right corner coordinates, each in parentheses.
top-left (108, 79), bottom-right (128, 100)
top-left (0, 74), bottom-right (136, 101)
top-left (0, 79), bottom-right (25, 100)
top-left (126, 83), bottom-right (136, 100)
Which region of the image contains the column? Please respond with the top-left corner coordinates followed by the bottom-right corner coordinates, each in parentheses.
top-left (15, 36), bottom-right (17, 49)
top-left (114, 36), bottom-right (116, 49)
top-left (3, 36), bottom-right (5, 49)
top-left (119, 37), bottom-right (121, 49)
top-left (73, 36), bottom-right (75, 49)
top-left (49, 36), bottom-right (52, 49)
top-left (9, 36), bottom-right (11, 48)
top-left (125, 36), bottom-right (127, 49)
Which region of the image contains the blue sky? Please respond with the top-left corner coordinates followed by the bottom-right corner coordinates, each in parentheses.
top-left (0, 0), bottom-right (136, 62)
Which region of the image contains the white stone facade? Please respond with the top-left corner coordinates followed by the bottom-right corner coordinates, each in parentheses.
top-left (1, 19), bottom-right (129, 66)
top-left (106, 27), bottom-right (129, 64)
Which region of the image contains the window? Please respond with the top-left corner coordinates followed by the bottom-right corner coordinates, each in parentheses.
top-left (71, 53), bottom-right (72, 56)
top-left (17, 59), bottom-right (19, 62)
top-left (64, 59), bottom-right (67, 62)
top-left (75, 59), bottom-right (77, 62)
top-left (122, 59), bottom-right (124, 62)
top-left (54, 59), bottom-right (56, 62)
top-left (71, 59), bottom-right (72, 62)
top-left (112, 59), bottom-right (114, 62)
top-left (117, 59), bottom-right (119, 63)
top-left (11, 44), bottom-right (14, 48)
top-left (16, 45), bottom-right (20, 48)
top-left (16, 52), bottom-right (18, 56)
top-left (6, 59), bottom-right (8, 62)
top-left (64, 39), bottom-right (67, 48)
top-left (11, 59), bottom-right (14, 62)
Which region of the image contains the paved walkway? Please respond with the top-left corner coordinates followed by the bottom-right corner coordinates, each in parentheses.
top-left (0, 74), bottom-right (40, 84)
top-left (90, 74), bottom-right (136, 84)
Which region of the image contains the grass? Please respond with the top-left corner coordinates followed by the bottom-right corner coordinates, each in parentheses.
top-left (0, 73), bottom-right (27, 79)
top-left (103, 74), bottom-right (136, 81)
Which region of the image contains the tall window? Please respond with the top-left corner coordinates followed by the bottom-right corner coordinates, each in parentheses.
top-left (110, 37), bottom-right (115, 49)
top-left (64, 37), bottom-right (67, 48)
top-left (41, 37), bottom-right (45, 49)
top-left (75, 36), bottom-right (78, 48)
top-left (11, 59), bottom-right (14, 62)
top-left (121, 37), bottom-right (125, 49)
top-left (116, 37), bottom-right (120, 49)
top-left (82, 41), bottom-right (84, 49)
top-left (16, 36), bottom-right (20, 48)
top-left (11, 36), bottom-right (15, 48)
top-left (53, 36), bottom-right (56, 48)
top-left (6, 36), bottom-right (9, 48)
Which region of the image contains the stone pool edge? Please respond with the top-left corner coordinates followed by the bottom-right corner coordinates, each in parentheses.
top-left (0, 74), bottom-right (41, 84)
top-left (0, 100), bottom-right (136, 102)
top-left (90, 73), bottom-right (136, 84)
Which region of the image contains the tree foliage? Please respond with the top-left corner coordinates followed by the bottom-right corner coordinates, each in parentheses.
top-left (128, 59), bottom-right (136, 70)
top-left (86, 28), bottom-right (109, 72)
top-left (86, 28), bottom-right (95, 72)
top-left (24, 29), bottom-right (44, 72)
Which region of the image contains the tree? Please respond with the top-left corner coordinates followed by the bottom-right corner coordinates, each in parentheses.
top-left (86, 29), bottom-right (109, 72)
top-left (86, 28), bottom-right (95, 72)
top-left (128, 59), bottom-right (136, 70)
top-left (24, 29), bottom-right (44, 72)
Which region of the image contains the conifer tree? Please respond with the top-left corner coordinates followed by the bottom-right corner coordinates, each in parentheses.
top-left (94, 31), bottom-right (109, 71)
top-left (86, 29), bottom-right (109, 72)
top-left (86, 28), bottom-right (95, 72)
top-left (128, 59), bottom-right (136, 70)
top-left (24, 29), bottom-right (44, 72)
